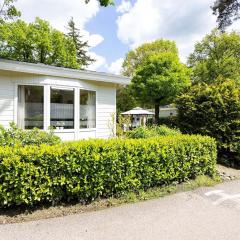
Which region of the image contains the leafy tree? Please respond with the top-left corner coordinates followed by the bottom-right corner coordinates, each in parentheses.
top-left (116, 86), bottom-right (137, 114)
top-left (117, 39), bottom-right (179, 115)
top-left (67, 17), bottom-right (94, 68)
top-left (131, 52), bottom-right (190, 123)
top-left (176, 78), bottom-right (240, 165)
top-left (188, 30), bottom-right (240, 85)
top-left (0, 0), bottom-right (20, 22)
top-left (122, 39), bottom-right (178, 77)
top-left (31, 18), bottom-right (53, 64)
top-left (212, 0), bottom-right (240, 30)
top-left (0, 18), bottom-right (80, 69)
top-left (85, 0), bottom-right (114, 7)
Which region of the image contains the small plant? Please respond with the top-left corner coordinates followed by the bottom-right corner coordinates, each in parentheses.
top-left (126, 125), bottom-right (181, 139)
top-left (116, 114), bottom-right (131, 137)
top-left (0, 123), bottom-right (61, 147)
top-left (108, 113), bottom-right (131, 138)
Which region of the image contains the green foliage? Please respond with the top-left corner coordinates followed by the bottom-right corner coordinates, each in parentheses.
top-left (126, 126), bottom-right (181, 139)
top-left (0, 123), bottom-right (61, 147)
top-left (85, 0), bottom-right (114, 7)
top-left (188, 30), bottom-right (240, 85)
top-left (0, 0), bottom-right (21, 22)
top-left (117, 86), bottom-right (137, 114)
top-left (0, 18), bottom-right (80, 68)
top-left (131, 52), bottom-right (190, 122)
top-left (120, 39), bottom-right (187, 120)
top-left (67, 17), bottom-right (94, 68)
top-left (116, 114), bottom-right (131, 137)
top-left (0, 135), bottom-right (216, 208)
top-left (212, 0), bottom-right (240, 30)
top-left (122, 39), bottom-right (179, 77)
top-left (176, 79), bottom-right (240, 165)
top-left (158, 117), bottom-right (178, 129)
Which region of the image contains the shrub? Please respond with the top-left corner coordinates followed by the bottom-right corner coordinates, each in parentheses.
top-left (158, 117), bottom-right (178, 128)
top-left (0, 135), bottom-right (216, 208)
top-left (0, 123), bottom-right (61, 147)
top-left (116, 114), bottom-right (131, 137)
top-left (126, 125), bottom-right (181, 139)
top-left (176, 79), bottom-right (240, 165)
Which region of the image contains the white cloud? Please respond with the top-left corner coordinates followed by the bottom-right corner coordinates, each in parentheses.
top-left (117, 0), bottom-right (132, 14)
top-left (117, 0), bottom-right (220, 62)
top-left (88, 34), bottom-right (104, 49)
top-left (107, 58), bottom-right (124, 74)
top-left (15, 0), bottom-right (108, 71)
top-left (88, 57), bottom-right (124, 75)
top-left (87, 52), bottom-right (107, 71)
top-left (16, 0), bottom-right (99, 31)
top-left (79, 29), bottom-right (104, 49)
top-left (229, 21), bottom-right (240, 31)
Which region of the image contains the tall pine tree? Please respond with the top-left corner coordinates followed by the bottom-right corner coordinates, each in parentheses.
top-left (67, 17), bottom-right (94, 68)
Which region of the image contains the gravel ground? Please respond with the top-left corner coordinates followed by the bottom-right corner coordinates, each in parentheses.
top-left (217, 164), bottom-right (240, 181)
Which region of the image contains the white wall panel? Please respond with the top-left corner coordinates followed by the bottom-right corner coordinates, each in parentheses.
top-left (0, 74), bottom-right (14, 127)
top-left (0, 71), bottom-right (117, 140)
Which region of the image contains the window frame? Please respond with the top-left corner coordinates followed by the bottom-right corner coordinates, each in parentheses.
top-left (50, 86), bottom-right (75, 131)
top-left (15, 83), bottom-right (97, 133)
top-left (16, 83), bottom-right (45, 130)
top-left (79, 88), bottom-right (97, 131)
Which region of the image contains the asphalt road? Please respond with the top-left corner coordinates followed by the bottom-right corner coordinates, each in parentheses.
top-left (1, 180), bottom-right (240, 240)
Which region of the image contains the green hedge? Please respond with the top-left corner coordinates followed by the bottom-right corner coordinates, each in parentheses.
top-left (0, 135), bottom-right (216, 208)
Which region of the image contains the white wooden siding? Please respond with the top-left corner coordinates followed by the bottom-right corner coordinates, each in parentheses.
top-left (0, 71), bottom-right (116, 140)
top-left (0, 73), bottom-right (14, 128)
top-left (96, 86), bottom-right (116, 139)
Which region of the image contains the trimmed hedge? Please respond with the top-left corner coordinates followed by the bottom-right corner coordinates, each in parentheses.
top-left (0, 135), bottom-right (216, 208)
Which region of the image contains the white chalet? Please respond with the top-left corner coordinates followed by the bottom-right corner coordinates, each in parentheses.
top-left (0, 59), bottom-right (130, 141)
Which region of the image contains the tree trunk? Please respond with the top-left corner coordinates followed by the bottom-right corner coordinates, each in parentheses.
top-left (155, 104), bottom-right (160, 125)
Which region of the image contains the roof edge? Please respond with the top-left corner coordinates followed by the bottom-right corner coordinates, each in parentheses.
top-left (0, 59), bottom-right (131, 85)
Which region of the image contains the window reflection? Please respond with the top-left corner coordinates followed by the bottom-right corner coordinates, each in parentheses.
top-left (80, 90), bottom-right (96, 129)
top-left (18, 85), bottom-right (44, 129)
top-left (50, 88), bottom-right (74, 129)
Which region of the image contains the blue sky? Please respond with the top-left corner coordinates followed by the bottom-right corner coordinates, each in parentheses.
top-left (16, 0), bottom-right (239, 74)
top-left (86, 0), bottom-right (130, 64)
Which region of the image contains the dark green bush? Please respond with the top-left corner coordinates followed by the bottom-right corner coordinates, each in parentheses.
top-left (176, 79), bottom-right (240, 165)
top-left (158, 116), bottom-right (178, 128)
top-left (0, 135), bottom-right (216, 208)
top-left (126, 125), bottom-right (181, 139)
top-left (0, 123), bottom-right (61, 147)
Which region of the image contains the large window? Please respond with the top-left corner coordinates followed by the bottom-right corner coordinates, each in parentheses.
top-left (17, 86), bottom-right (97, 131)
top-left (50, 88), bottom-right (74, 129)
top-left (18, 85), bottom-right (44, 129)
top-left (80, 90), bottom-right (96, 129)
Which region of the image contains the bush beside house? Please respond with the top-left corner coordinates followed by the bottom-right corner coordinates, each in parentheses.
top-left (0, 123), bottom-right (61, 147)
top-left (176, 79), bottom-right (240, 166)
top-left (0, 135), bottom-right (216, 208)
